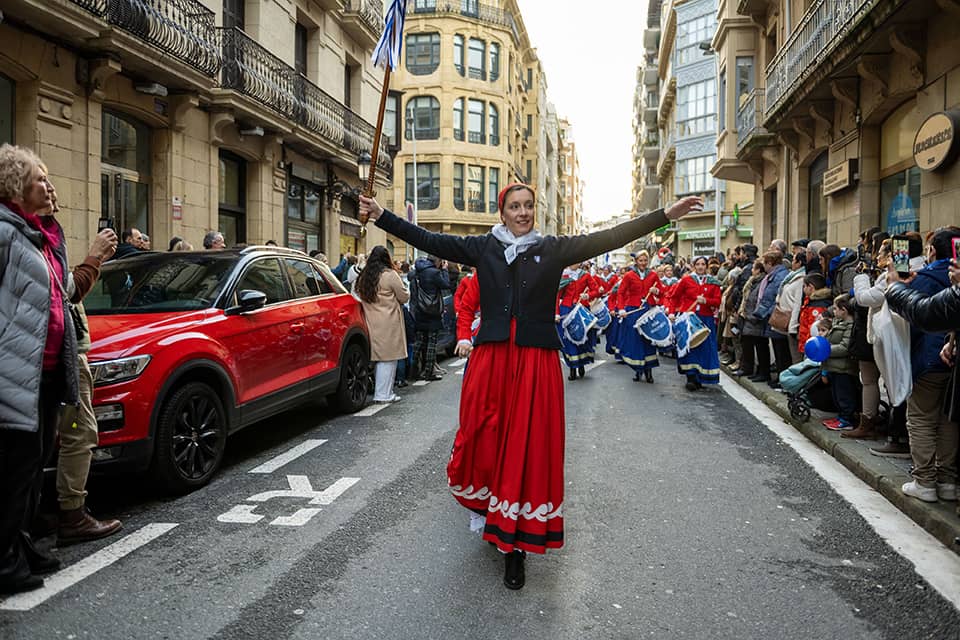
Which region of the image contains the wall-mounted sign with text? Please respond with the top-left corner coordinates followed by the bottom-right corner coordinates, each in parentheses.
top-left (823, 159), bottom-right (858, 196)
top-left (913, 110), bottom-right (960, 172)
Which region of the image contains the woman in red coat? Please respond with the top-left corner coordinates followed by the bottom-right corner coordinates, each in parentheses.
top-left (557, 263), bottom-right (598, 380)
top-left (670, 256), bottom-right (722, 390)
top-left (360, 187), bottom-right (702, 589)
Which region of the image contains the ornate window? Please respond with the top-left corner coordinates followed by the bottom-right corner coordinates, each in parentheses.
top-left (488, 103), bottom-right (499, 146)
top-left (405, 96), bottom-right (440, 140)
top-left (405, 162), bottom-right (440, 210)
top-left (406, 33), bottom-right (440, 75)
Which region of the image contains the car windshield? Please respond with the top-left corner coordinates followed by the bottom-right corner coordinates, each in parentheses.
top-left (85, 253), bottom-right (236, 314)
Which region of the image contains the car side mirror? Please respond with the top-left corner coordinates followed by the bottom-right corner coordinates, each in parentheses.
top-left (227, 289), bottom-right (267, 315)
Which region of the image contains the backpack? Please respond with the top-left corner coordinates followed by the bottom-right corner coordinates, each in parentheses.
top-left (414, 272), bottom-right (443, 318)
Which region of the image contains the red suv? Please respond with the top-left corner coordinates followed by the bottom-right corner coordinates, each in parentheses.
top-left (83, 247), bottom-right (370, 492)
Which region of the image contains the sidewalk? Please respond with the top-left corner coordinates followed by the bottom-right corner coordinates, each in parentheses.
top-left (725, 366), bottom-right (960, 555)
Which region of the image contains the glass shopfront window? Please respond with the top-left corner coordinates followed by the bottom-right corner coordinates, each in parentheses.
top-left (287, 176), bottom-right (322, 254)
top-left (0, 74), bottom-right (13, 145)
top-left (880, 101), bottom-right (923, 234)
top-left (218, 151), bottom-right (246, 246)
top-left (101, 110), bottom-right (151, 235)
top-left (808, 153), bottom-right (828, 241)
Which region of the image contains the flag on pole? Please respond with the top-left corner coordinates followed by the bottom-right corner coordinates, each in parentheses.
top-left (371, 0), bottom-right (408, 70)
top-left (733, 203), bottom-right (740, 225)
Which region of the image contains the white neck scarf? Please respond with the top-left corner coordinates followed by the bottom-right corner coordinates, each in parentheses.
top-left (491, 224), bottom-right (542, 264)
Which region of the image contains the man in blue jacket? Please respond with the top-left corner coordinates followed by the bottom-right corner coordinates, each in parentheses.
top-left (900, 228), bottom-right (959, 504)
top-left (750, 250), bottom-right (789, 383)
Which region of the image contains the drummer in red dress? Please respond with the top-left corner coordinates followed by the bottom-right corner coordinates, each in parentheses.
top-left (557, 262), bottom-right (598, 380)
top-left (360, 186), bottom-right (702, 590)
top-left (670, 256), bottom-right (722, 391)
top-left (600, 264), bottom-right (621, 358)
top-left (615, 251), bottom-right (662, 382)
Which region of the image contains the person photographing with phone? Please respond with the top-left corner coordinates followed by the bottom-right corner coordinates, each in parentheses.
top-left (884, 227), bottom-right (960, 504)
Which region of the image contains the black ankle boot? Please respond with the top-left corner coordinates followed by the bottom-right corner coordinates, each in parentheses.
top-left (503, 550), bottom-right (525, 590)
top-left (644, 370), bottom-right (654, 383)
top-left (577, 366), bottom-right (585, 378)
top-left (633, 372), bottom-right (640, 381)
top-left (568, 369), bottom-right (577, 381)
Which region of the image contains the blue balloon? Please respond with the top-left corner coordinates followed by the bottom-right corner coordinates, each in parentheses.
top-left (804, 335), bottom-right (831, 363)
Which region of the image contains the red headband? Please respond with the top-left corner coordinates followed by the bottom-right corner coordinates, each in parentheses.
top-left (497, 183), bottom-right (534, 212)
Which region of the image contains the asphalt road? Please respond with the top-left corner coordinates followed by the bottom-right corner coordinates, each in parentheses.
top-left (2, 354), bottom-right (959, 639)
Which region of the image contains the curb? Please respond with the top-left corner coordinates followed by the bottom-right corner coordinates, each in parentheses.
top-left (725, 367), bottom-right (960, 555)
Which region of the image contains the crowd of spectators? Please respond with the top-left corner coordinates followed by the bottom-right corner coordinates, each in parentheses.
top-left (709, 227), bottom-right (960, 513)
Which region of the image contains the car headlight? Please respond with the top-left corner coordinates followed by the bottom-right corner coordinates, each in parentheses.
top-left (89, 355), bottom-right (151, 386)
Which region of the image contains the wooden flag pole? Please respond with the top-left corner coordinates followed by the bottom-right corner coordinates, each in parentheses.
top-left (359, 17), bottom-right (397, 227)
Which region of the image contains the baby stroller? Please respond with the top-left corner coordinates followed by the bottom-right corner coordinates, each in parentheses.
top-left (779, 359), bottom-right (822, 421)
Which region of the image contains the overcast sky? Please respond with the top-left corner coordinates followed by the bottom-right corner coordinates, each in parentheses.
top-left (516, 0), bottom-right (648, 223)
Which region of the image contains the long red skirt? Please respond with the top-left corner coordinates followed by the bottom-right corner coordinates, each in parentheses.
top-left (447, 323), bottom-right (565, 554)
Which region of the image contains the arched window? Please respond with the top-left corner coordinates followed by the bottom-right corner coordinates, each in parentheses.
top-left (880, 101), bottom-right (923, 234)
top-left (468, 99), bottom-right (485, 144)
top-left (488, 103), bottom-right (499, 146)
top-left (406, 33), bottom-right (440, 75)
top-left (405, 96), bottom-right (440, 140)
top-left (453, 35), bottom-right (464, 76)
top-left (453, 98), bottom-right (464, 141)
top-left (0, 73), bottom-right (13, 145)
top-left (808, 153), bottom-right (828, 241)
top-left (489, 42), bottom-right (500, 82)
top-left (468, 38), bottom-right (485, 80)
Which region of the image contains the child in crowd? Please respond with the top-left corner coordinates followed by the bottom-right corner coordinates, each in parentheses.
top-left (822, 295), bottom-right (859, 430)
top-left (797, 273), bottom-right (832, 353)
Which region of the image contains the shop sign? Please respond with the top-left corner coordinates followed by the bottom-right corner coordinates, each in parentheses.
top-left (886, 192), bottom-right (919, 235)
top-left (823, 159), bottom-right (857, 196)
top-left (913, 110), bottom-right (960, 172)
top-left (171, 196), bottom-right (182, 221)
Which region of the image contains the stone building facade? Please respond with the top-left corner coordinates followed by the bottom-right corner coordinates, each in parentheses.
top-left (0, 0), bottom-right (392, 262)
top-left (721, 0), bottom-right (960, 249)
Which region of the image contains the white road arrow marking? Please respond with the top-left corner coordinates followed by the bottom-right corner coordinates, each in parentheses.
top-left (271, 508), bottom-right (323, 526)
top-left (217, 504), bottom-right (264, 524)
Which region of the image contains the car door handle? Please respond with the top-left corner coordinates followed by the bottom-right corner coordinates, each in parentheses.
top-left (290, 322), bottom-right (305, 334)
top-left (337, 310), bottom-right (350, 321)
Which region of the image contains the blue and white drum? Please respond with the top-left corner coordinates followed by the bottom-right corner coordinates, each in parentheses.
top-left (591, 299), bottom-right (612, 330)
top-left (634, 306), bottom-right (673, 347)
top-left (561, 304), bottom-right (597, 346)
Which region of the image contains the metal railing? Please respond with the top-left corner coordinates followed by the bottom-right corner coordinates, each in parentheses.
top-left (468, 198), bottom-right (485, 213)
top-left (468, 67), bottom-right (487, 81)
top-left (765, 0), bottom-right (873, 115)
top-left (453, 196), bottom-right (465, 210)
top-left (405, 127), bottom-right (439, 140)
top-left (342, 0), bottom-right (384, 35)
top-left (69, 0), bottom-right (220, 76)
top-left (415, 195), bottom-right (439, 210)
top-left (736, 88), bottom-right (766, 150)
top-left (411, 1), bottom-right (519, 43)
top-left (454, 129), bottom-right (465, 141)
top-left (489, 134), bottom-right (499, 146)
top-left (218, 27), bottom-right (391, 172)
top-left (407, 62), bottom-right (439, 75)
top-left (467, 131), bottom-right (486, 144)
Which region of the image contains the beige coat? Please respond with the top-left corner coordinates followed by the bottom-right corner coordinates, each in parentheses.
top-left (360, 269), bottom-right (410, 361)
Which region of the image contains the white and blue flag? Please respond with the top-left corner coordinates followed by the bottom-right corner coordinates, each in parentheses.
top-left (371, 0), bottom-right (408, 70)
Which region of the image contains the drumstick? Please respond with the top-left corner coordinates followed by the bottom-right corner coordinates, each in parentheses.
top-left (621, 289), bottom-right (660, 317)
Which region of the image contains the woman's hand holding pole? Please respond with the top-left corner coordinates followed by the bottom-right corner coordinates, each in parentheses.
top-left (359, 195), bottom-right (384, 223)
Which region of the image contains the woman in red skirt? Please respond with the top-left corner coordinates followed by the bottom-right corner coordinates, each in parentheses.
top-left (360, 187), bottom-right (702, 589)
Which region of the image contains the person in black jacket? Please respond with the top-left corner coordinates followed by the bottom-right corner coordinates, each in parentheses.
top-left (409, 255), bottom-right (450, 380)
top-left (360, 185), bottom-right (702, 591)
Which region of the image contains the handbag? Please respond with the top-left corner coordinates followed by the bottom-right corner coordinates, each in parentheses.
top-left (414, 275), bottom-right (443, 318)
top-left (769, 304), bottom-right (791, 333)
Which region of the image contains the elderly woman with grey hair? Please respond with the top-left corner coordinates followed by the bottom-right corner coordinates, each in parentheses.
top-left (0, 144), bottom-right (78, 594)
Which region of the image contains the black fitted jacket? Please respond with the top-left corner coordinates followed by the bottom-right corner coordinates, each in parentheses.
top-left (886, 281), bottom-right (960, 333)
top-left (375, 207), bottom-right (668, 349)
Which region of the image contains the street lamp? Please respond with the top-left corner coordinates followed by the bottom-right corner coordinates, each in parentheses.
top-left (357, 151), bottom-right (371, 185)
top-left (406, 113), bottom-right (418, 261)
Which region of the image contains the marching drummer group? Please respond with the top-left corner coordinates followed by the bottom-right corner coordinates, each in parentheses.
top-left (556, 252), bottom-right (722, 392)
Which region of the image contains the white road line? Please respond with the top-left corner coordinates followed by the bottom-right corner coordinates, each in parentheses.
top-left (248, 439), bottom-right (327, 474)
top-left (455, 368), bottom-right (465, 376)
top-left (0, 523), bottom-right (178, 612)
top-left (354, 403), bottom-right (390, 417)
top-left (720, 375), bottom-right (960, 610)
top-left (271, 508), bottom-right (322, 526)
top-left (451, 358), bottom-right (468, 367)
top-left (308, 477), bottom-right (360, 505)
top-left (412, 380), bottom-right (430, 386)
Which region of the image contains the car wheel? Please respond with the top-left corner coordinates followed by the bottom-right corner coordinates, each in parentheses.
top-left (335, 343), bottom-right (369, 413)
top-left (153, 381), bottom-right (227, 493)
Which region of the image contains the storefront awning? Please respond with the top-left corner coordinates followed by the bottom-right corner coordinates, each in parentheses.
top-left (736, 227), bottom-right (753, 238)
top-left (677, 228), bottom-right (716, 240)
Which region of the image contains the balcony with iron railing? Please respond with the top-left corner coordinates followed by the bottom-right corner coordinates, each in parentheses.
top-left (217, 27), bottom-right (391, 173)
top-left (454, 129), bottom-right (465, 141)
top-left (468, 131), bottom-right (486, 144)
top-left (67, 0), bottom-right (220, 76)
top-left (736, 88), bottom-right (771, 151)
top-left (764, 0), bottom-right (873, 120)
top-left (406, 127), bottom-right (439, 140)
top-left (454, 196), bottom-right (465, 210)
top-left (468, 198), bottom-right (485, 213)
top-left (342, 0), bottom-right (384, 48)
top-left (411, 1), bottom-right (520, 43)
top-left (468, 67), bottom-right (487, 81)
